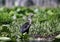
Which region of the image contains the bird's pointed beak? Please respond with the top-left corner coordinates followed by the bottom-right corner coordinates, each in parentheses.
top-left (33, 14), bottom-right (37, 17)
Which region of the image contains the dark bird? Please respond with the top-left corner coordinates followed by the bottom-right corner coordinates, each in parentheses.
top-left (20, 13), bottom-right (34, 34)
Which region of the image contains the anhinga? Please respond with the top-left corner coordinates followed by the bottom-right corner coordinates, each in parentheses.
top-left (20, 13), bottom-right (34, 35)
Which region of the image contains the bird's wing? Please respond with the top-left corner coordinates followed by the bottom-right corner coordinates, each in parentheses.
top-left (23, 24), bottom-right (30, 31)
top-left (20, 22), bottom-right (31, 32)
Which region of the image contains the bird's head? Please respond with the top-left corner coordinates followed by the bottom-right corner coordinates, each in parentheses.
top-left (28, 13), bottom-right (34, 19)
top-left (29, 13), bottom-right (34, 17)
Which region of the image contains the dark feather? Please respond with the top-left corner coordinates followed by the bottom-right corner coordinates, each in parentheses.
top-left (20, 22), bottom-right (31, 33)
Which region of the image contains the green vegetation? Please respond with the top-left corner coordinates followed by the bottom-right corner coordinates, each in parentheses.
top-left (0, 7), bottom-right (60, 41)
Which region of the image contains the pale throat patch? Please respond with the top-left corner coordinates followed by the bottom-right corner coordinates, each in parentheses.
top-left (28, 18), bottom-right (32, 24)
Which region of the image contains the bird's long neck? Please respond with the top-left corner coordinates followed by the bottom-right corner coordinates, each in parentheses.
top-left (27, 16), bottom-right (32, 24)
top-left (28, 18), bottom-right (32, 24)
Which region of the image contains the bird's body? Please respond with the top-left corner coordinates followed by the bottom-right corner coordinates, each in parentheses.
top-left (20, 13), bottom-right (34, 35)
top-left (20, 22), bottom-right (31, 34)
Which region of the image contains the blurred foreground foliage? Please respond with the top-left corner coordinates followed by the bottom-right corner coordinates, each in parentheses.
top-left (0, 7), bottom-right (60, 40)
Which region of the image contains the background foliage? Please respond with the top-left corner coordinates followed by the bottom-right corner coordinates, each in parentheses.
top-left (0, 7), bottom-right (60, 40)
